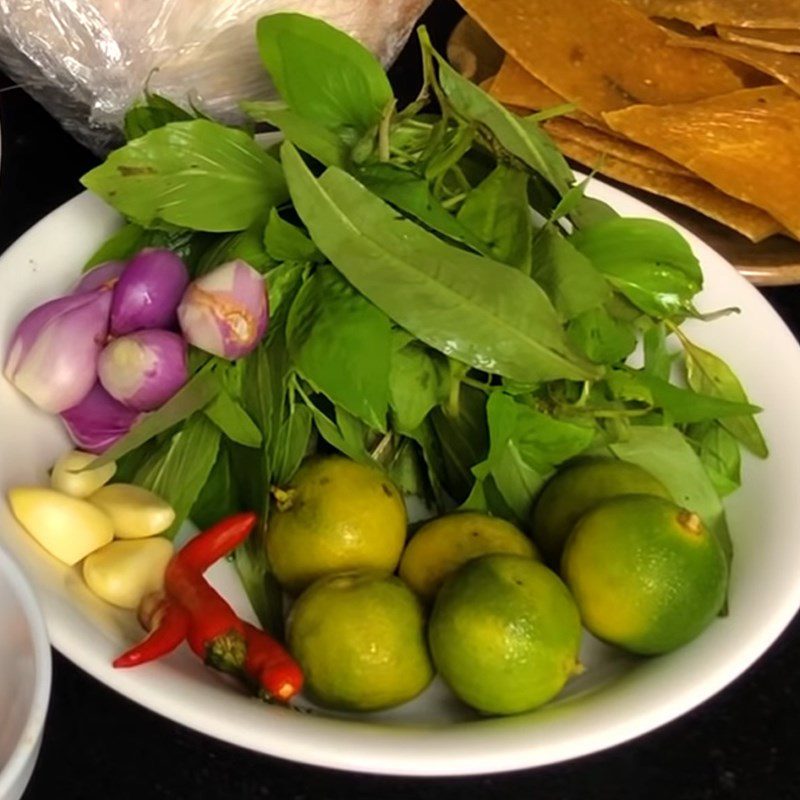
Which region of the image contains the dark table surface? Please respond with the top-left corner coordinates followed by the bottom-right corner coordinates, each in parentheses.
top-left (2, 3), bottom-right (800, 798)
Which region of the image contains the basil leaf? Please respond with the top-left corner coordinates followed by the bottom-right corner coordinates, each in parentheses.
top-left (358, 163), bottom-right (479, 248)
top-left (83, 223), bottom-right (146, 270)
top-left (91, 367), bottom-right (221, 468)
top-left (568, 306), bottom-right (637, 365)
top-left (389, 337), bottom-right (447, 434)
top-left (429, 386), bottom-right (489, 503)
top-left (571, 218), bottom-right (702, 318)
top-left (287, 265), bottom-right (392, 430)
top-left (282, 143), bottom-right (601, 383)
top-left (82, 120), bottom-right (288, 232)
top-left (456, 164), bottom-right (532, 269)
top-left (549, 176), bottom-right (590, 223)
top-left (265, 262), bottom-right (306, 320)
top-left (234, 541), bottom-right (284, 638)
top-left (195, 218), bottom-right (273, 275)
top-left (532, 225), bottom-right (611, 319)
top-left (569, 195), bottom-right (620, 229)
top-left (631, 371), bottom-right (760, 424)
top-left (677, 330), bottom-right (768, 458)
top-left (124, 94), bottom-right (193, 141)
top-left (243, 102), bottom-right (348, 168)
top-left (610, 426), bottom-right (732, 563)
top-left (688, 421), bottom-right (742, 498)
top-left (483, 392), bottom-right (595, 520)
top-left (264, 207), bottom-right (322, 263)
top-left (272, 406), bottom-right (313, 485)
top-left (256, 14), bottom-right (393, 133)
top-left (299, 390), bottom-right (370, 464)
top-left (386, 439), bottom-right (428, 500)
top-left (643, 322), bottom-right (675, 380)
top-left (205, 390), bottom-right (263, 447)
top-left (429, 46), bottom-right (573, 193)
top-left (134, 412), bottom-right (221, 539)
top-left (190, 446), bottom-right (240, 530)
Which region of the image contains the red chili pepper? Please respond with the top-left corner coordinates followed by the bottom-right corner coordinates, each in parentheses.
top-left (177, 512), bottom-right (257, 574)
top-left (109, 513), bottom-right (305, 701)
top-left (165, 558), bottom-right (247, 673)
top-left (113, 596), bottom-right (188, 669)
top-left (243, 622), bottom-right (304, 703)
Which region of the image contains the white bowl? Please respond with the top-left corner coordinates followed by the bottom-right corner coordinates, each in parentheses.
top-left (0, 547), bottom-right (51, 800)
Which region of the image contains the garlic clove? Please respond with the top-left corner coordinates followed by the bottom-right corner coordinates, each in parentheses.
top-left (51, 450), bottom-right (117, 498)
top-left (83, 538), bottom-right (173, 609)
top-left (89, 483), bottom-right (175, 539)
top-left (8, 487), bottom-right (114, 565)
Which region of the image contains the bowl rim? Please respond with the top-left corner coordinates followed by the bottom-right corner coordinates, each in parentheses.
top-left (0, 545), bottom-right (51, 797)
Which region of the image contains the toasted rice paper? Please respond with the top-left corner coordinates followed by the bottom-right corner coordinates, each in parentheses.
top-left (717, 26), bottom-right (800, 54)
top-left (543, 116), bottom-right (692, 177)
top-left (665, 30), bottom-right (800, 93)
top-left (604, 86), bottom-right (800, 238)
top-left (456, 0), bottom-right (752, 116)
top-left (552, 136), bottom-right (782, 242)
top-left (620, 1), bottom-right (800, 30)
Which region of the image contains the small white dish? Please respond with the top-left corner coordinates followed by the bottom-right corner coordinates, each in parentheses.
top-left (0, 546), bottom-right (51, 800)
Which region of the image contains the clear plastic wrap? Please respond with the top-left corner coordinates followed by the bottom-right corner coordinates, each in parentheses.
top-left (0, 0), bottom-right (432, 152)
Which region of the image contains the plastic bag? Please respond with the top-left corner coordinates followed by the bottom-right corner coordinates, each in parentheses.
top-left (0, 0), bottom-right (432, 152)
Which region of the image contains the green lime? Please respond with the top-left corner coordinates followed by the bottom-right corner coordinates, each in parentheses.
top-left (532, 458), bottom-right (670, 564)
top-left (287, 571), bottom-right (434, 711)
top-left (266, 456), bottom-right (407, 593)
top-left (561, 494), bottom-right (728, 655)
top-left (429, 554), bottom-right (582, 715)
top-left (399, 512), bottom-right (538, 601)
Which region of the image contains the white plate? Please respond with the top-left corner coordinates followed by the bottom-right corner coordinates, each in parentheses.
top-left (1, 185), bottom-right (800, 777)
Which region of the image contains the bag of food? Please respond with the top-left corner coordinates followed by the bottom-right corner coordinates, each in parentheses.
top-left (0, 0), bottom-right (432, 152)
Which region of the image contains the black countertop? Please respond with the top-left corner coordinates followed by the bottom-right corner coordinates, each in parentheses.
top-left (2, 3), bottom-right (800, 798)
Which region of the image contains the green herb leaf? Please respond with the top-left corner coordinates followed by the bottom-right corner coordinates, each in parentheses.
top-left (265, 262), bottom-right (306, 321)
top-left (81, 120), bottom-right (288, 232)
top-left (483, 392), bottom-right (596, 521)
top-left (531, 225), bottom-right (611, 319)
top-left (629, 371), bottom-right (760, 424)
top-left (256, 13), bottom-right (393, 133)
top-left (205, 390), bottom-right (263, 447)
top-left (124, 94), bottom-right (193, 141)
top-left (90, 367), bottom-right (221, 468)
top-left (264, 207), bottom-right (322, 262)
top-left (195, 217), bottom-right (273, 275)
top-left (298, 389), bottom-right (371, 464)
top-left (234, 542), bottom-right (285, 637)
top-left (610, 426), bottom-right (732, 563)
top-left (287, 264), bottom-right (392, 430)
top-left (358, 163), bottom-right (479, 248)
top-left (571, 218), bottom-right (702, 318)
top-left (134, 412), bottom-right (221, 538)
top-left (567, 306), bottom-right (637, 365)
top-left (688, 421), bottom-right (742, 498)
top-left (428, 42), bottom-right (573, 193)
top-left (643, 322), bottom-right (675, 380)
top-left (569, 195), bottom-right (620, 229)
top-left (243, 102), bottom-right (348, 168)
top-left (549, 175), bottom-right (590, 223)
top-left (190, 446), bottom-right (240, 530)
top-left (282, 142), bottom-right (601, 383)
top-left (83, 223), bottom-right (146, 270)
top-left (456, 164), bottom-right (532, 269)
top-left (676, 329), bottom-right (768, 458)
top-left (272, 406), bottom-right (313, 485)
top-left (389, 336), bottom-right (447, 434)
top-left (429, 385), bottom-right (489, 503)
